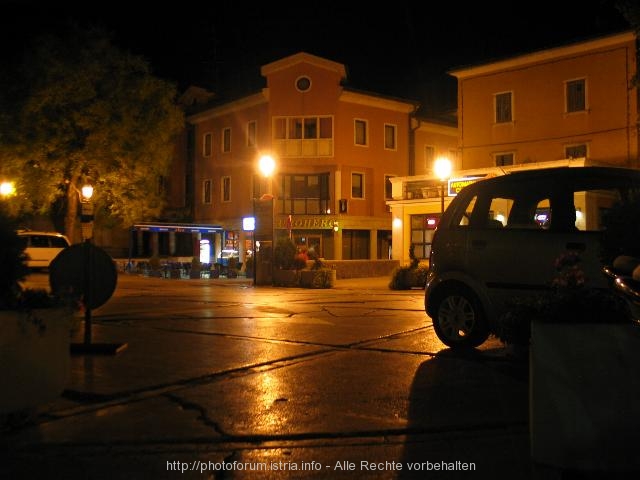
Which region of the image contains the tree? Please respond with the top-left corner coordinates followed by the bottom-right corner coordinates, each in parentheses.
top-left (0, 26), bottom-right (184, 243)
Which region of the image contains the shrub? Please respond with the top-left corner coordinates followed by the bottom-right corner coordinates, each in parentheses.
top-left (389, 262), bottom-right (429, 290)
top-left (274, 237), bottom-right (297, 270)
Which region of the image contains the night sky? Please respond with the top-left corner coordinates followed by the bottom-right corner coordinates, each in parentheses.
top-left (1, 0), bottom-right (632, 114)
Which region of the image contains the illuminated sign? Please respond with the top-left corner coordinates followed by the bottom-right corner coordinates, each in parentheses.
top-left (243, 217), bottom-right (256, 231)
top-left (426, 217), bottom-right (438, 229)
top-left (448, 177), bottom-right (483, 196)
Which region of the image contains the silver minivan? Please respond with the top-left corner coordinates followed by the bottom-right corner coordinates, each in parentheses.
top-left (424, 166), bottom-right (640, 349)
top-left (18, 230), bottom-right (70, 269)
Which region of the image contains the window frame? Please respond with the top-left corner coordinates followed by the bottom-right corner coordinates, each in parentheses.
top-left (494, 91), bottom-right (513, 124)
top-left (495, 152), bottom-right (515, 167)
top-left (221, 176), bottom-right (231, 203)
top-left (247, 121), bottom-right (257, 147)
top-left (351, 172), bottom-right (365, 199)
top-left (203, 132), bottom-right (213, 157)
top-left (565, 143), bottom-right (588, 160)
top-left (222, 127), bottom-right (231, 153)
top-left (384, 174), bottom-right (395, 200)
top-left (202, 179), bottom-right (212, 205)
top-left (424, 145), bottom-right (436, 172)
top-left (565, 78), bottom-right (587, 113)
top-left (354, 119), bottom-right (368, 146)
top-left (384, 123), bottom-right (397, 150)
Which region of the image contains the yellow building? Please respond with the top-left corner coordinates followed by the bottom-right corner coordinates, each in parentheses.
top-left (389, 30), bottom-right (639, 265)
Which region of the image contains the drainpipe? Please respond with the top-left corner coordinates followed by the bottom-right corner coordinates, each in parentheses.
top-left (409, 108), bottom-right (420, 176)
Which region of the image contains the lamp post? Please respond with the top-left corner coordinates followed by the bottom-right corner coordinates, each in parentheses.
top-left (80, 183), bottom-right (94, 242)
top-left (79, 182), bottom-right (95, 346)
top-left (256, 154), bottom-right (277, 285)
top-left (434, 157), bottom-right (452, 214)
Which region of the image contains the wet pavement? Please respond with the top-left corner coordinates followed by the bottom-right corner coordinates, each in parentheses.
top-left (1, 274), bottom-right (533, 479)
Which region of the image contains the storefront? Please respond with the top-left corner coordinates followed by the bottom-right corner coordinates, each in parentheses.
top-left (387, 159), bottom-right (592, 265)
top-left (129, 222), bottom-right (223, 262)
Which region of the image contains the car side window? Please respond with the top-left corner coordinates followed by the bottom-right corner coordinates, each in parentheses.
top-left (30, 235), bottom-right (50, 248)
top-left (50, 237), bottom-right (69, 248)
top-left (454, 195), bottom-right (477, 227)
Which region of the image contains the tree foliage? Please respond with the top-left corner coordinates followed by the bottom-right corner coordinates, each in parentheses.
top-left (0, 26), bottom-right (184, 242)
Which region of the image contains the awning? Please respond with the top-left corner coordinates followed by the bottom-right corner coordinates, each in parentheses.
top-left (132, 222), bottom-right (223, 234)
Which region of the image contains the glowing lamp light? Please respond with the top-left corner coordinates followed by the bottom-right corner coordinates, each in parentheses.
top-left (81, 184), bottom-right (94, 200)
top-left (258, 155), bottom-right (276, 178)
top-left (392, 217), bottom-right (402, 229)
top-left (434, 157), bottom-right (452, 181)
top-left (0, 181), bottom-right (16, 197)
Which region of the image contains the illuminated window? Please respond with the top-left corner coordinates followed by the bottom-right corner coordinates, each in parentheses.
top-left (272, 116), bottom-right (333, 157)
top-left (411, 214), bottom-right (439, 259)
top-left (276, 173), bottom-right (330, 215)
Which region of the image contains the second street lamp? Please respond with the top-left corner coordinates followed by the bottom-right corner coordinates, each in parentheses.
top-left (434, 157), bottom-right (452, 214)
top-left (255, 154), bottom-right (277, 285)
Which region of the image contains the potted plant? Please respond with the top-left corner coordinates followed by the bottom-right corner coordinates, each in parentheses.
top-left (0, 210), bottom-right (79, 418)
top-left (389, 246), bottom-right (429, 290)
top-left (525, 250), bottom-right (640, 473)
top-left (189, 257), bottom-right (201, 279)
top-left (300, 257), bottom-right (336, 288)
top-left (227, 256), bottom-right (238, 278)
top-left (272, 237), bottom-right (299, 287)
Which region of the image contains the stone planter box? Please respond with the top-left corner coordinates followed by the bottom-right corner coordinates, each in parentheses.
top-left (272, 269), bottom-right (299, 287)
top-left (530, 322), bottom-right (640, 472)
top-left (300, 269), bottom-right (336, 288)
top-left (0, 307), bottom-right (72, 415)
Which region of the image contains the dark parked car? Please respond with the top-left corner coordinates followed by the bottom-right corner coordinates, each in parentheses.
top-left (424, 166), bottom-right (640, 348)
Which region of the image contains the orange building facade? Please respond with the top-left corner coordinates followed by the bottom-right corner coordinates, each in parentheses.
top-left (187, 52), bottom-right (421, 263)
top-left (388, 31), bottom-right (639, 265)
top-left (452, 31), bottom-right (638, 169)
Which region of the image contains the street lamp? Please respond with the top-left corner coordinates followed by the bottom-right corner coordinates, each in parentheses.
top-left (254, 154), bottom-right (277, 286)
top-left (434, 157), bottom-right (452, 214)
top-left (80, 182), bottom-right (95, 242)
top-left (258, 154), bottom-right (276, 179)
top-left (0, 181), bottom-right (16, 197)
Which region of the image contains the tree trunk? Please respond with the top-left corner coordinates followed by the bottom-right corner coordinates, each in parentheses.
top-left (64, 179), bottom-right (79, 244)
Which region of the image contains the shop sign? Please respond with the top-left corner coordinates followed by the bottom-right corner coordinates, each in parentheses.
top-left (275, 216), bottom-right (338, 229)
top-left (448, 177), bottom-right (483, 196)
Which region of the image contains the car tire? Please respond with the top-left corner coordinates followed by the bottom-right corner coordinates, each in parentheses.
top-left (432, 286), bottom-right (489, 349)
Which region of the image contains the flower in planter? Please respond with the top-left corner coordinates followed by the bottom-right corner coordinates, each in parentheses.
top-left (496, 251), bottom-right (632, 346)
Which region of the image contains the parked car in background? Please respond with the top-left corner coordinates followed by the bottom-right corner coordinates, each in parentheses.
top-left (17, 230), bottom-right (70, 269)
top-left (424, 166), bottom-right (640, 349)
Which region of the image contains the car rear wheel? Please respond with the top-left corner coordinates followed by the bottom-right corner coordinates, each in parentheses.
top-left (432, 287), bottom-right (489, 348)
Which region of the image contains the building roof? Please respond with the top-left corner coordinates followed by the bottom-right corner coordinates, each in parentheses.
top-left (449, 30), bottom-right (636, 79)
top-left (260, 52), bottom-right (347, 79)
